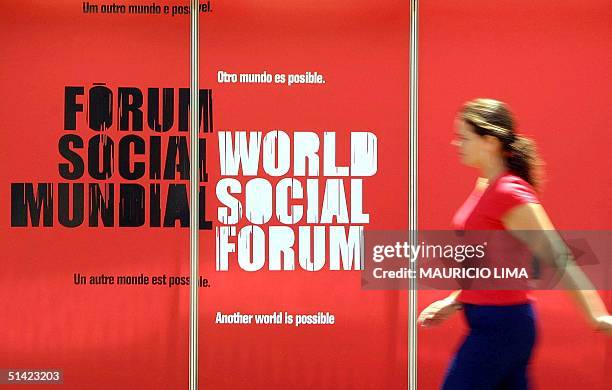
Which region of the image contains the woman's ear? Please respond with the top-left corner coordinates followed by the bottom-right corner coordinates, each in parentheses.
top-left (483, 134), bottom-right (502, 152)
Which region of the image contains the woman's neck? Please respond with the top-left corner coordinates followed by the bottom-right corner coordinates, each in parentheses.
top-left (480, 158), bottom-right (507, 183)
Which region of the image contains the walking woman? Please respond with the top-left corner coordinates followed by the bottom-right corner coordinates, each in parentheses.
top-left (418, 98), bottom-right (612, 389)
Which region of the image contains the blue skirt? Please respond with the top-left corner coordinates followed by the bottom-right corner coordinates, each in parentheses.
top-left (442, 303), bottom-right (537, 390)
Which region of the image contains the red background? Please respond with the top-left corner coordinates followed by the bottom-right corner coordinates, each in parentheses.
top-left (419, 1), bottom-right (612, 389)
top-left (1, 1), bottom-right (610, 389)
top-left (1, 1), bottom-right (408, 389)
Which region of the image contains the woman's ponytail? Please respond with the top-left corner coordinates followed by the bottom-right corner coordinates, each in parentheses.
top-left (505, 135), bottom-right (542, 189)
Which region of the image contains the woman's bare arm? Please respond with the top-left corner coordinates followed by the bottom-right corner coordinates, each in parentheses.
top-left (502, 203), bottom-right (612, 332)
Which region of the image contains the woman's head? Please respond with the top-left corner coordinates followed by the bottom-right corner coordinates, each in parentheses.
top-left (453, 98), bottom-right (543, 189)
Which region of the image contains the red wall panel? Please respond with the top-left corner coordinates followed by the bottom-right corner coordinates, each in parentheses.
top-left (419, 1), bottom-right (612, 389)
top-left (0, 1), bottom-right (409, 389)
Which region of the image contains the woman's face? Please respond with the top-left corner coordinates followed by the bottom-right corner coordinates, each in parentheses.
top-left (452, 118), bottom-right (486, 167)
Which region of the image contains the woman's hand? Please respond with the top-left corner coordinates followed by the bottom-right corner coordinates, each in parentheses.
top-left (418, 298), bottom-right (461, 328)
top-left (593, 315), bottom-right (612, 335)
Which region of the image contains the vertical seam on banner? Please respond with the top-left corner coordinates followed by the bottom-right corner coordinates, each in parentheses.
top-left (190, 1), bottom-right (199, 390)
top-left (408, 1), bottom-right (419, 390)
